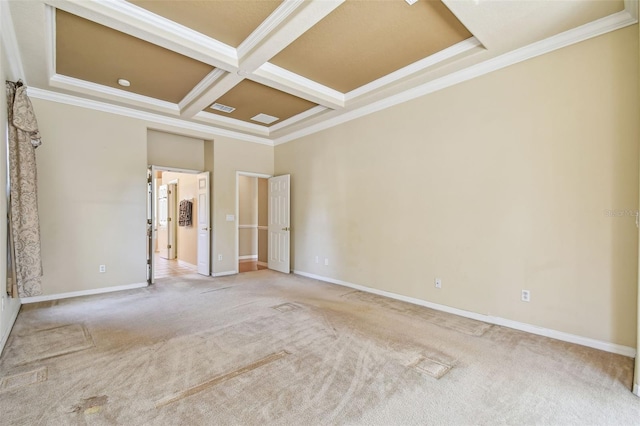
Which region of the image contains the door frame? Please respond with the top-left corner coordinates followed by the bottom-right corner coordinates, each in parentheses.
top-left (148, 165), bottom-right (207, 282)
top-left (235, 171), bottom-right (272, 274)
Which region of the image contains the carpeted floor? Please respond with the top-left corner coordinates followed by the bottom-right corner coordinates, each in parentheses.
top-left (0, 270), bottom-right (638, 425)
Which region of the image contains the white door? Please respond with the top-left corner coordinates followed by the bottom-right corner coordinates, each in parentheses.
top-left (146, 167), bottom-right (154, 284)
top-left (197, 172), bottom-right (211, 275)
top-left (158, 184), bottom-right (170, 259)
top-left (268, 174), bottom-right (290, 273)
top-left (167, 183), bottom-right (177, 259)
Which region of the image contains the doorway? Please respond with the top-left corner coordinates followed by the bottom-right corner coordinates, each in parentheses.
top-left (237, 174), bottom-right (269, 273)
top-left (147, 166), bottom-right (210, 282)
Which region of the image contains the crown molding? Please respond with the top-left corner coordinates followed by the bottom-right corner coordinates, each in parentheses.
top-left (45, 0), bottom-right (238, 69)
top-left (0, 0), bottom-right (26, 81)
top-left (269, 105), bottom-right (328, 133)
top-left (345, 37), bottom-right (483, 101)
top-left (194, 111), bottom-right (270, 136)
top-left (273, 6), bottom-right (638, 145)
top-left (27, 87), bottom-right (273, 146)
top-left (50, 73), bottom-right (180, 115)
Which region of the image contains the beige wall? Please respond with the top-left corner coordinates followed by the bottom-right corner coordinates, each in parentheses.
top-left (23, 98), bottom-right (273, 294)
top-left (212, 137), bottom-right (273, 274)
top-left (162, 171), bottom-right (198, 266)
top-left (147, 129), bottom-right (204, 171)
top-left (275, 26), bottom-right (639, 347)
top-left (33, 98), bottom-right (148, 296)
top-left (0, 43), bottom-right (22, 353)
top-left (239, 175), bottom-right (258, 257)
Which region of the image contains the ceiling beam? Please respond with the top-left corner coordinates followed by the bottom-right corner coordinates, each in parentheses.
top-left (180, 72), bottom-right (244, 118)
top-left (45, 0), bottom-right (238, 69)
top-left (237, 0), bottom-right (344, 73)
top-left (178, 0), bottom-right (345, 118)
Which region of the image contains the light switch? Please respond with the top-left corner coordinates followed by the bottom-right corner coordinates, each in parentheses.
top-left (226, 214), bottom-right (235, 221)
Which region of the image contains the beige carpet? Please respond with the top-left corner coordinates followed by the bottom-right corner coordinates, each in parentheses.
top-left (0, 270), bottom-right (638, 425)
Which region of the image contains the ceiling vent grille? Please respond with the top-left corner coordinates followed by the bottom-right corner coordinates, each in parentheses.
top-left (211, 103), bottom-right (236, 113)
top-left (251, 113), bottom-right (279, 125)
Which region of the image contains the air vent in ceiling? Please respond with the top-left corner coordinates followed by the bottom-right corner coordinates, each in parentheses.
top-left (211, 103), bottom-right (236, 113)
top-left (251, 113), bottom-right (279, 125)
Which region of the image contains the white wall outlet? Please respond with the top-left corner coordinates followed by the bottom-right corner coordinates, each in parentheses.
top-left (435, 278), bottom-right (442, 289)
top-left (324, 258), bottom-right (329, 266)
top-left (99, 265), bottom-right (106, 273)
top-left (521, 290), bottom-right (531, 302)
top-left (218, 254), bottom-right (223, 261)
top-left (315, 256), bottom-right (319, 264)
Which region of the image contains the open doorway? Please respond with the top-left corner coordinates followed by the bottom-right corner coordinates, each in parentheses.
top-left (237, 173), bottom-right (270, 273)
top-left (148, 166), bottom-right (210, 281)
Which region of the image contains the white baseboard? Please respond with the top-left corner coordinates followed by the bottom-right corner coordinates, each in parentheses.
top-left (213, 270), bottom-right (236, 277)
top-left (0, 302), bottom-right (21, 357)
top-left (633, 383), bottom-right (640, 397)
top-left (293, 270), bottom-right (637, 358)
top-left (21, 282), bottom-right (148, 304)
top-left (239, 255), bottom-right (258, 261)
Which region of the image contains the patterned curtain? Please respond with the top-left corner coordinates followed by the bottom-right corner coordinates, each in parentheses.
top-left (5, 81), bottom-right (43, 297)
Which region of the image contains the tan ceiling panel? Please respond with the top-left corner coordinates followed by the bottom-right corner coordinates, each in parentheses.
top-left (56, 10), bottom-right (214, 104)
top-left (270, 0), bottom-right (472, 93)
top-left (128, 0), bottom-right (282, 47)
top-left (209, 80), bottom-right (317, 126)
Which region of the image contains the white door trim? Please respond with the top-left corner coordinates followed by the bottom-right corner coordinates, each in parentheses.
top-left (235, 171), bottom-right (272, 273)
top-left (148, 164), bottom-right (207, 281)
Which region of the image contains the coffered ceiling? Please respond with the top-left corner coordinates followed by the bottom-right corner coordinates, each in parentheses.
top-left (4, 0), bottom-right (636, 145)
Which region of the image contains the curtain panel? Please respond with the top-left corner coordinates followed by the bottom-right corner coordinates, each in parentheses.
top-left (6, 81), bottom-right (43, 297)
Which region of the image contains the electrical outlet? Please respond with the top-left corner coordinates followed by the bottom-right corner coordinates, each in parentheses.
top-left (324, 258), bottom-right (329, 266)
top-left (521, 290), bottom-right (531, 302)
top-left (435, 278), bottom-right (442, 289)
top-left (218, 254), bottom-right (223, 261)
top-left (99, 265), bottom-right (106, 273)
top-left (315, 256), bottom-right (319, 264)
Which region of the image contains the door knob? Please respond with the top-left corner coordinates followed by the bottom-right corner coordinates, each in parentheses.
top-left (281, 227), bottom-right (290, 231)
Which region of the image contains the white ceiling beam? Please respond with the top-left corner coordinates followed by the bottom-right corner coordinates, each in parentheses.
top-left (44, 0), bottom-right (238, 70)
top-left (251, 63), bottom-right (344, 110)
top-left (180, 72), bottom-right (244, 118)
top-left (179, 0), bottom-right (345, 117)
top-left (237, 0), bottom-right (344, 73)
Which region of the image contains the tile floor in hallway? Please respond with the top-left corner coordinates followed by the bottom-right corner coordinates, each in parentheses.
top-left (154, 253), bottom-right (197, 278)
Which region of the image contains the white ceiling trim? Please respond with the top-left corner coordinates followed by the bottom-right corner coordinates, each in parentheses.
top-left (49, 73), bottom-right (180, 115)
top-left (194, 111), bottom-right (270, 136)
top-left (0, 0), bottom-right (26, 82)
top-left (45, 0), bottom-right (238, 69)
top-left (236, 0), bottom-right (306, 60)
top-left (253, 62), bottom-right (345, 109)
top-left (27, 87), bottom-right (274, 146)
top-left (273, 6), bottom-right (638, 145)
top-left (178, 68), bottom-right (227, 111)
top-left (345, 37), bottom-right (483, 101)
top-left (269, 105), bottom-right (328, 133)
top-left (237, 0), bottom-right (344, 73)
top-left (180, 72), bottom-right (244, 118)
